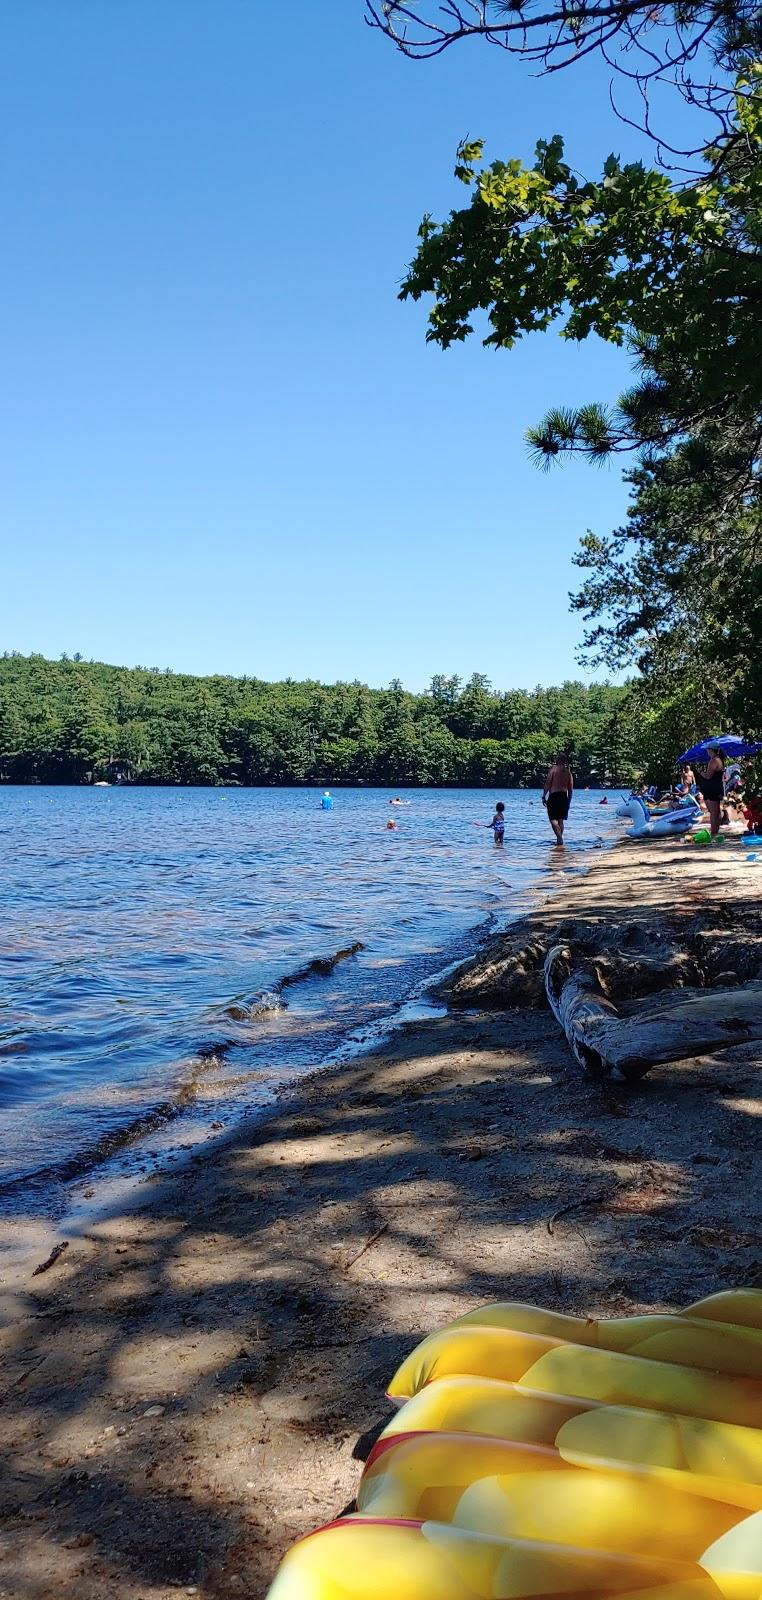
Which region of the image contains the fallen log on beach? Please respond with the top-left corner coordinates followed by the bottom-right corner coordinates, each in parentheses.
top-left (543, 945), bottom-right (618, 1076)
top-left (590, 950), bottom-right (698, 1000)
top-left (544, 944), bottom-right (762, 1080)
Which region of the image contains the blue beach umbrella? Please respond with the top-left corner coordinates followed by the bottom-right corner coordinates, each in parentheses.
top-left (679, 733), bottom-right (762, 764)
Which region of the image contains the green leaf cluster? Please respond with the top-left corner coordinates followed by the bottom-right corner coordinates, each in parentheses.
top-left (402, 87), bottom-right (762, 464)
top-left (399, 84), bottom-right (762, 773)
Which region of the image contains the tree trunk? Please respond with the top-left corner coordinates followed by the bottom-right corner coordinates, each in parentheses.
top-left (544, 946), bottom-right (762, 1080)
top-left (543, 945), bottom-right (619, 1076)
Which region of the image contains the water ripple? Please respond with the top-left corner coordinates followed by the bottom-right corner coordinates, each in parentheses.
top-left (0, 784), bottom-right (619, 1206)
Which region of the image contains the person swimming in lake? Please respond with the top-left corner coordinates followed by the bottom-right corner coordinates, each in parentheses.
top-left (488, 802), bottom-right (505, 845)
top-left (543, 753), bottom-right (573, 845)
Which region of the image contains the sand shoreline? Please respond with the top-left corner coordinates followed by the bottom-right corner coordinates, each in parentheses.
top-left (1, 837), bottom-right (760, 1600)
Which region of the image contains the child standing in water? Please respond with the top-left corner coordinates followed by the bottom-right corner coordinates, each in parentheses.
top-left (488, 802), bottom-right (506, 845)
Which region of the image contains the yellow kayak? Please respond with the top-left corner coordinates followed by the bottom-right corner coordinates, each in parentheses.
top-left (376, 1381), bottom-right (762, 1510)
top-left (266, 1516), bottom-right (757, 1600)
top-left (265, 1290), bottom-right (762, 1600)
top-left (687, 1290), bottom-right (762, 1329)
top-left (359, 1427), bottom-right (762, 1524)
top-left (448, 1297), bottom-right (762, 1379)
top-left (387, 1325), bottom-right (762, 1427)
top-left (358, 1429), bottom-right (753, 1559)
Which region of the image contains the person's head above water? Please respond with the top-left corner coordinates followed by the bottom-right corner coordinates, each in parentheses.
top-left (496, 802), bottom-right (505, 815)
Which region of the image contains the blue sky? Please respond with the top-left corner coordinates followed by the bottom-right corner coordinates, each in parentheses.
top-left (2, 1), bottom-right (655, 691)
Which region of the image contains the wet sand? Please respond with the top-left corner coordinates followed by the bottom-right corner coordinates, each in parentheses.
top-left (1, 836), bottom-right (761, 1600)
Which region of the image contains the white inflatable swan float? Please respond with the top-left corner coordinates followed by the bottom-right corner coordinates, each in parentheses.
top-left (623, 793), bottom-right (699, 838)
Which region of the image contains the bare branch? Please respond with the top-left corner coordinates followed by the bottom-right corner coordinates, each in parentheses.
top-left (366, 0), bottom-right (762, 160)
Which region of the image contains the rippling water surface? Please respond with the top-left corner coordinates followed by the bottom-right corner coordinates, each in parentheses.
top-left (0, 785), bottom-right (620, 1211)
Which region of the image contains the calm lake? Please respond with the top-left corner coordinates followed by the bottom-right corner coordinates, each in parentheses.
top-left (0, 786), bottom-right (620, 1214)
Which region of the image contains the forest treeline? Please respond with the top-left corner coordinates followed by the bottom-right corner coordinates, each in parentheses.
top-left (0, 654), bottom-right (638, 787)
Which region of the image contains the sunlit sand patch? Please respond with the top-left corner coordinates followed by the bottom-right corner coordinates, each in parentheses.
top-left (164, 1250), bottom-right (257, 1291)
top-left (259, 1131), bottom-right (418, 1167)
top-left (111, 1330), bottom-right (232, 1390)
top-left (720, 1096), bottom-right (762, 1117)
top-left (0, 1216), bottom-right (66, 1309)
top-left (92, 1271), bottom-right (158, 1308)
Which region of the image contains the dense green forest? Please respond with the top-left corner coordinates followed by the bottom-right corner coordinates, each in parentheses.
top-left (0, 654), bottom-right (638, 787)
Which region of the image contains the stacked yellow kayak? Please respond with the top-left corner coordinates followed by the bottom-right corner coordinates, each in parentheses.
top-left (265, 1289), bottom-right (762, 1600)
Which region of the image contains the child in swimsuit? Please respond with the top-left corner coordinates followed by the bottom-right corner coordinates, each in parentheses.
top-left (488, 802), bottom-right (505, 845)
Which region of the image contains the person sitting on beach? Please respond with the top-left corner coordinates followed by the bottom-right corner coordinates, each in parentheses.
top-left (678, 765), bottom-right (697, 795)
top-left (488, 802), bottom-right (506, 845)
top-left (543, 754), bottom-right (573, 846)
top-left (724, 793), bottom-right (746, 827)
top-left (743, 794), bottom-right (762, 836)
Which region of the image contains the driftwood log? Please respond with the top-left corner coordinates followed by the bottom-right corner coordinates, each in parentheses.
top-left (544, 946), bottom-right (619, 1076)
top-left (545, 945), bottom-right (762, 1080)
top-left (589, 951), bottom-right (698, 1000)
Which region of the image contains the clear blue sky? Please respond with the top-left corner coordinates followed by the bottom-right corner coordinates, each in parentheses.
top-left (2, 1), bottom-right (654, 691)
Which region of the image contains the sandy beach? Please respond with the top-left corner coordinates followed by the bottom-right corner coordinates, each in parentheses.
top-left (1, 836), bottom-right (761, 1600)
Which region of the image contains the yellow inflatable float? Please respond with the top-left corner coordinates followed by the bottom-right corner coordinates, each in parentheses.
top-left (447, 1296), bottom-right (762, 1378)
top-left (265, 1288), bottom-right (762, 1600)
top-left (387, 1324), bottom-right (762, 1426)
top-left (375, 1381), bottom-right (762, 1510)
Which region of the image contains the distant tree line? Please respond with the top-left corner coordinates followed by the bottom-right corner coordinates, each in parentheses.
top-left (0, 654), bottom-right (639, 787)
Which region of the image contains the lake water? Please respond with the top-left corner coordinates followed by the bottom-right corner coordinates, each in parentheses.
top-left (0, 786), bottom-right (621, 1215)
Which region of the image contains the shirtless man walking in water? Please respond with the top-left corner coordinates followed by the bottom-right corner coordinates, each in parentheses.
top-left (543, 753), bottom-right (574, 845)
